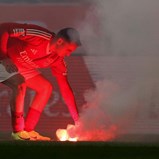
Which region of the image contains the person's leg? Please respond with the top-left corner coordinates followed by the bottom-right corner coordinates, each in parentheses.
top-left (24, 74), bottom-right (53, 132)
top-left (2, 74), bottom-right (28, 134)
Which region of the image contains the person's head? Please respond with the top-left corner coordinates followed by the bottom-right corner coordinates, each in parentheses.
top-left (50, 27), bottom-right (81, 57)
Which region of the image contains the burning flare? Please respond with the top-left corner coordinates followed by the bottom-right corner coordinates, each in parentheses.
top-left (56, 122), bottom-right (117, 141)
top-left (56, 124), bottom-right (78, 141)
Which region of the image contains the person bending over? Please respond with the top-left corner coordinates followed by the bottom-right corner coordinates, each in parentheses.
top-left (0, 22), bottom-right (81, 140)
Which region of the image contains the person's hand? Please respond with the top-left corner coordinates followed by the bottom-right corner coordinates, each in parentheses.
top-left (1, 58), bottom-right (18, 73)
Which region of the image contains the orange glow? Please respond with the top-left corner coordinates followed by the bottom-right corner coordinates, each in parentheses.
top-left (56, 123), bottom-right (118, 141)
top-left (68, 137), bottom-right (78, 142)
top-left (56, 129), bottom-right (69, 141)
top-left (56, 124), bottom-right (78, 142)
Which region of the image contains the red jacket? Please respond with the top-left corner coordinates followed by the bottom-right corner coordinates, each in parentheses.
top-left (0, 22), bottom-right (67, 76)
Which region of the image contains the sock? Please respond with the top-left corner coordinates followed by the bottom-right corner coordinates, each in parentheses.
top-left (11, 111), bottom-right (24, 133)
top-left (24, 107), bottom-right (41, 132)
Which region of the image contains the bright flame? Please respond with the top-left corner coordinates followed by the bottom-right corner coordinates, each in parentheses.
top-left (56, 122), bottom-right (117, 141)
top-left (56, 129), bottom-right (68, 141)
top-left (68, 137), bottom-right (78, 142)
top-left (56, 126), bottom-right (78, 142)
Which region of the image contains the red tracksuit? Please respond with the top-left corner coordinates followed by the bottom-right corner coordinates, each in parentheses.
top-left (0, 23), bottom-right (78, 133)
top-left (0, 22), bottom-right (67, 79)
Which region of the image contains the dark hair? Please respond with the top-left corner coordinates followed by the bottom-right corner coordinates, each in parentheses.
top-left (56, 27), bottom-right (81, 46)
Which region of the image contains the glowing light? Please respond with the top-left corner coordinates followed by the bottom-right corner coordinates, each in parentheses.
top-left (68, 137), bottom-right (78, 142)
top-left (56, 129), bottom-right (68, 141)
top-left (56, 123), bottom-right (117, 141)
top-left (56, 124), bottom-right (78, 142)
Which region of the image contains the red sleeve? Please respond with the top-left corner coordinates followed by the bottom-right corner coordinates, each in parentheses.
top-left (0, 22), bottom-right (54, 60)
top-left (0, 23), bottom-right (11, 60)
top-left (51, 59), bottom-right (68, 77)
top-left (0, 22), bottom-right (53, 38)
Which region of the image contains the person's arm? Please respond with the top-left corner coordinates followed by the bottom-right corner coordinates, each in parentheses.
top-left (51, 58), bottom-right (79, 123)
top-left (0, 23), bottom-right (19, 72)
top-left (55, 74), bottom-right (79, 123)
top-left (0, 25), bottom-right (10, 60)
top-left (0, 22), bottom-right (26, 59)
top-left (0, 22), bottom-right (53, 60)
top-left (0, 22), bottom-right (52, 73)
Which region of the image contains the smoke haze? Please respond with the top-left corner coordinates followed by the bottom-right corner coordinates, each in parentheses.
top-left (80, 0), bottom-right (159, 56)
top-left (74, 0), bottom-right (159, 141)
